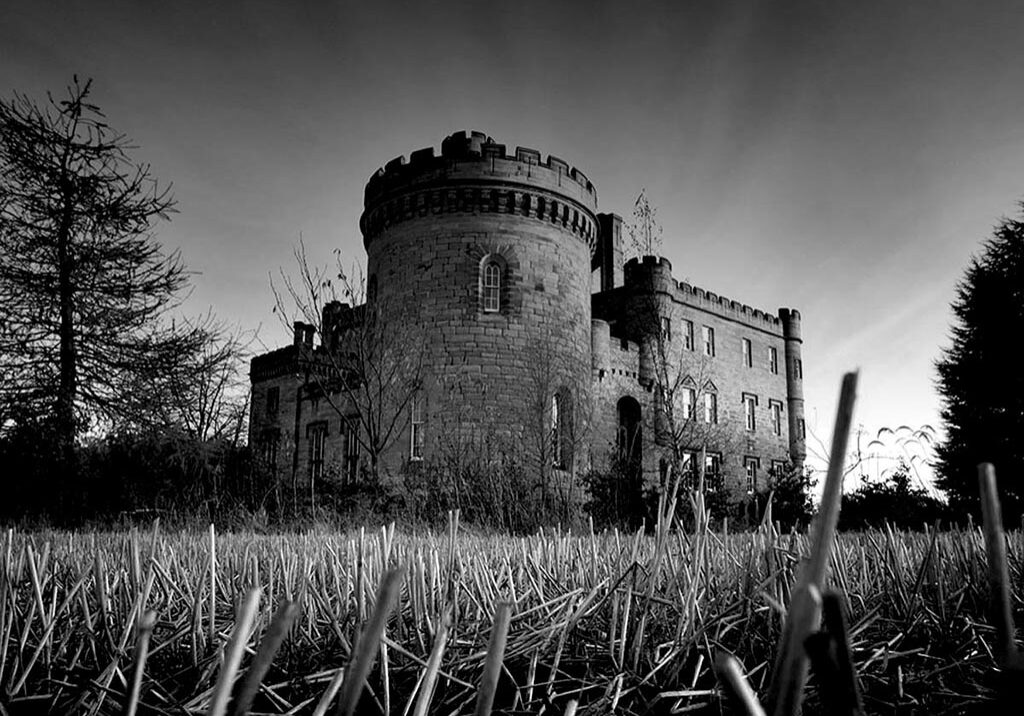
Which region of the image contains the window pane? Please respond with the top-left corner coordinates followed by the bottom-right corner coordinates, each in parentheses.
top-left (483, 262), bottom-right (500, 312)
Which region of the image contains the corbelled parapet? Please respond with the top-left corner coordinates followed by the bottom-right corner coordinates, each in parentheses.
top-left (622, 255), bottom-right (783, 332)
top-left (360, 130), bottom-right (599, 250)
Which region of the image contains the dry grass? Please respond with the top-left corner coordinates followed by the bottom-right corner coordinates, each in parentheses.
top-left (0, 374), bottom-right (1021, 714)
top-left (0, 516), bottom-right (1018, 714)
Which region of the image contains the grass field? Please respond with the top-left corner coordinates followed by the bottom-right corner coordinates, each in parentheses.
top-left (0, 514), bottom-right (1018, 715)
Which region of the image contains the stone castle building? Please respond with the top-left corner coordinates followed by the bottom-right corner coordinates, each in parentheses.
top-left (249, 131), bottom-right (806, 504)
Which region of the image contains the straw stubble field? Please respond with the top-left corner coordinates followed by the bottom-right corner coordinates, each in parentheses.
top-left (0, 512), bottom-right (1019, 715)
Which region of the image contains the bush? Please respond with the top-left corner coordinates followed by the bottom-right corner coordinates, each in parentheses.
top-left (840, 461), bottom-right (948, 531)
top-left (581, 452), bottom-right (656, 531)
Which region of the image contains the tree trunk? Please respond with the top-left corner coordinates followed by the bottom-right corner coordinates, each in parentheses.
top-left (55, 191), bottom-right (78, 487)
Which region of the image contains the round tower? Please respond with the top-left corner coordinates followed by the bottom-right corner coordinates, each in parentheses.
top-left (360, 131), bottom-right (598, 464)
top-left (778, 308), bottom-right (806, 469)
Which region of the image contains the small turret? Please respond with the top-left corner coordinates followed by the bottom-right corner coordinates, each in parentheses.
top-left (778, 307), bottom-right (805, 469)
top-left (624, 255), bottom-right (674, 294)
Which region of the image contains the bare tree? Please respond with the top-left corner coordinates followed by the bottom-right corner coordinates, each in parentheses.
top-left (272, 241), bottom-right (427, 485)
top-left (145, 319), bottom-right (253, 444)
top-left (628, 274), bottom-right (743, 517)
top-left (516, 330), bottom-right (592, 519)
top-left (625, 188), bottom-right (664, 260)
top-left (0, 78), bottom-right (209, 475)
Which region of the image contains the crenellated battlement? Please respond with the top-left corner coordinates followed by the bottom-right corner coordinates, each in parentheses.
top-left (361, 131), bottom-right (599, 247)
top-left (622, 255), bottom-right (784, 332)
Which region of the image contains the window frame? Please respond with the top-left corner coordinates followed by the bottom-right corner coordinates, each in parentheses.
top-left (744, 456), bottom-right (759, 494)
top-left (307, 421), bottom-right (328, 482)
top-left (704, 452), bottom-right (722, 488)
top-left (704, 391), bottom-right (718, 424)
top-left (683, 320), bottom-right (694, 351)
top-left (342, 417), bottom-right (359, 483)
top-left (742, 393), bottom-right (758, 432)
top-left (410, 395), bottom-right (425, 460)
top-left (742, 338), bottom-right (752, 368)
top-left (769, 399), bottom-right (783, 436)
top-left (681, 386), bottom-right (696, 420)
top-left (702, 325), bottom-right (716, 357)
top-left (482, 261), bottom-right (501, 313)
top-left (769, 346), bottom-right (779, 375)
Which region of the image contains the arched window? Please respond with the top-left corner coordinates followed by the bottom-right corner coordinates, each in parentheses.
top-left (482, 261), bottom-right (501, 312)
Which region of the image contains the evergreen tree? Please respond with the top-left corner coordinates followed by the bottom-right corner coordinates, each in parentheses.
top-left (935, 206), bottom-right (1024, 521)
top-left (0, 78), bottom-right (208, 484)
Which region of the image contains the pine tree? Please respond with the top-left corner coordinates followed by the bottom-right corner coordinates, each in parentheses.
top-left (935, 206), bottom-right (1024, 521)
top-left (0, 78), bottom-right (207, 480)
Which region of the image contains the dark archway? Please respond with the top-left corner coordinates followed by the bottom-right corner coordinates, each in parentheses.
top-left (616, 396), bottom-right (642, 465)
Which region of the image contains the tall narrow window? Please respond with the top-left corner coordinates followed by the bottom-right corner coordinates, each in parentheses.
top-left (551, 392), bottom-right (568, 468)
top-left (702, 325), bottom-right (715, 357)
top-left (704, 453), bottom-right (722, 489)
top-left (660, 316), bottom-right (671, 341)
top-left (744, 457), bottom-right (759, 493)
top-left (410, 395), bottom-right (424, 460)
top-left (681, 387), bottom-right (696, 420)
top-left (742, 338), bottom-right (752, 368)
top-left (743, 393), bottom-right (757, 432)
top-left (343, 418), bottom-right (359, 483)
top-left (307, 422), bottom-right (327, 482)
top-left (770, 400), bottom-right (783, 436)
top-left (266, 386), bottom-right (280, 415)
top-left (704, 392), bottom-right (718, 424)
top-left (681, 451), bottom-right (697, 490)
top-left (798, 418), bottom-right (806, 440)
top-left (769, 346), bottom-right (779, 375)
top-left (483, 261), bottom-right (501, 312)
top-left (259, 429), bottom-right (279, 471)
top-left (683, 320), bottom-right (694, 351)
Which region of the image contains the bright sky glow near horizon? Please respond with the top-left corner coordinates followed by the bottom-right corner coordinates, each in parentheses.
top-left (5, 1), bottom-right (1024, 487)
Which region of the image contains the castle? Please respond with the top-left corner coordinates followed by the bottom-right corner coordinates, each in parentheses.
top-left (249, 131), bottom-right (805, 507)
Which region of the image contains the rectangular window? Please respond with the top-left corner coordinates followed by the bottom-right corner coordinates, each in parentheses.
top-left (770, 400), bottom-right (783, 436)
top-left (704, 453), bottom-right (722, 488)
top-left (681, 451), bottom-right (697, 489)
top-left (259, 429), bottom-right (279, 470)
top-left (410, 395), bottom-right (424, 460)
top-left (798, 418), bottom-right (806, 440)
top-left (683, 320), bottom-right (694, 351)
top-left (681, 387), bottom-right (696, 420)
top-left (744, 457), bottom-right (759, 493)
top-left (551, 393), bottom-right (562, 468)
top-left (704, 392), bottom-right (718, 424)
top-left (307, 422), bottom-right (327, 482)
top-left (742, 338), bottom-right (752, 368)
top-left (771, 460), bottom-right (787, 478)
top-left (743, 393), bottom-right (757, 432)
top-left (660, 316), bottom-right (671, 341)
top-left (266, 386), bottom-right (280, 415)
top-left (702, 325), bottom-right (715, 357)
top-left (769, 347), bottom-right (779, 375)
top-left (343, 418), bottom-right (359, 483)
top-left (793, 358), bottom-right (804, 380)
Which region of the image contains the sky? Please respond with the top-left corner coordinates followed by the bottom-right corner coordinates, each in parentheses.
top-left (4, 1), bottom-right (1024, 486)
